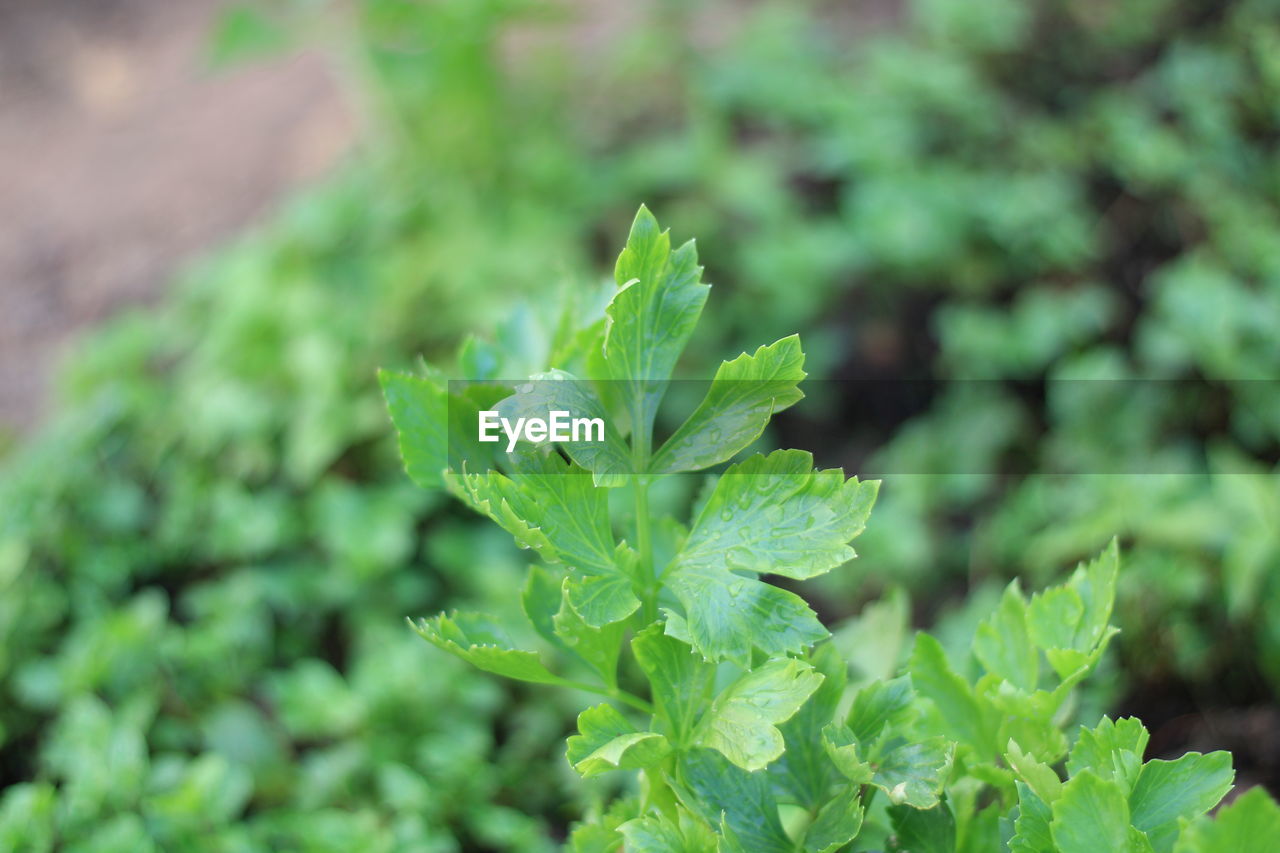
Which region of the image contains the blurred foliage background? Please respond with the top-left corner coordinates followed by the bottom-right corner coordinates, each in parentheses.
top-left (2, 0), bottom-right (1280, 848)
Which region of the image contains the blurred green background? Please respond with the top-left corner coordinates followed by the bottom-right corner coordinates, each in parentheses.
top-left (2, 0), bottom-right (1279, 849)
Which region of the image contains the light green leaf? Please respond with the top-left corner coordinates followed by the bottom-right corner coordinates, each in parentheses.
top-left (632, 626), bottom-right (715, 745)
top-left (1174, 787), bottom-right (1280, 853)
top-left (553, 579), bottom-right (625, 686)
top-left (803, 787), bottom-right (865, 853)
top-left (521, 565), bottom-right (566, 650)
top-left (909, 634), bottom-right (997, 756)
top-left (446, 452), bottom-right (640, 626)
top-left (674, 749), bottom-right (793, 853)
top-left (974, 582), bottom-right (1038, 691)
top-left (1051, 771), bottom-right (1153, 853)
top-left (650, 335), bottom-right (806, 473)
top-left (1028, 541), bottom-right (1120, 678)
top-left (1006, 739), bottom-right (1063, 804)
top-left (604, 206), bottom-right (710, 438)
top-left (823, 725), bottom-right (874, 785)
top-left (888, 801), bottom-right (957, 853)
top-left (668, 449), bottom-right (878, 663)
top-left (694, 658), bottom-right (824, 771)
top-left (875, 738), bottom-right (956, 808)
top-left (846, 676), bottom-right (915, 744)
top-left (1068, 716), bottom-right (1150, 785)
top-left (1128, 752), bottom-right (1234, 851)
top-left (493, 370), bottom-right (631, 485)
top-left (1010, 782), bottom-right (1055, 853)
top-left (410, 613), bottom-right (559, 684)
top-left (379, 370), bottom-right (447, 490)
top-left (772, 643), bottom-right (847, 809)
top-left (566, 704), bottom-right (671, 778)
top-left (620, 814), bottom-right (716, 853)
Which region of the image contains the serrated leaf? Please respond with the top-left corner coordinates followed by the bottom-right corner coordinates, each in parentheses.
top-left (974, 582), bottom-right (1038, 691)
top-left (846, 676), bottom-right (915, 745)
top-left (888, 801), bottom-right (957, 853)
top-left (803, 786), bottom-right (865, 853)
top-left (568, 823), bottom-right (624, 853)
top-left (673, 749), bottom-right (793, 853)
top-left (772, 643), bottom-right (847, 809)
top-left (1010, 782), bottom-right (1055, 853)
top-left (823, 724), bottom-right (874, 785)
top-left (873, 738), bottom-right (955, 808)
top-left (693, 658), bottom-right (824, 771)
top-left (379, 370), bottom-right (447, 489)
top-left (604, 206), bottom-right (710, 438)
top-left (521, 565), bottom-right (566, 649)
top-left (1027, 541), bottom-right (1120, 678)
top-left (1173, 787), bottom-right (1280, 853)
top-left (650, 335), bottom-right (806, 474)
top-left (1006, 739), bottom-right (1063, 805)
top-left (493, 370), bottom-right (631, 485)
top-left (619, 812), bottom-right (718, 853)
top-left (667, 449), bottom-right (878, 663)
top-left (824, 724), bottom-right (953, 809)
top-left (632, 626), bottom-right (715, 745)
top-left (909, 633), bottom-right (997, 756)
top-left (1128, 751), bottom-right (1234, 851)
top-left (446, 451), bottom-right (640, 626)
top-left (1068, 716), bottom-right (1150, 785)
top-left (410, 613), bottom-right (559, 684)
top-left (566, 704), bottom-right (671, 778)
top-left (553, 579), bottom-right (625, 686)
top-left (1051, 771), bottom-right (1153, 853)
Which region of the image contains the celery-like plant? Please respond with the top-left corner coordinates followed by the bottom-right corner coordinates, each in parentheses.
top-left (382, 208), bottom-right (1274, 851)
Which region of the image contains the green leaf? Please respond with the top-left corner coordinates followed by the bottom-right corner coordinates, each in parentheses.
top-left (1068, 716), bottom-right (1150, 785)
top-left (1174, 787), bottom-right (1280, 853)
top-left (888, 801), bottom-right (957, 853)
top-left (803, 786), bottom-right (865, 853)
top-left (667, 450), bottom-right (878, 663)
top-left (1010, 782), bottom-right (1055, 853)
top-left (493, 370), bottom-right (632, 485)
top-left (909, 633), bottom-right (997, 756)
top-left (1128, 751), bottom-right (1234, 851)
top-left (1006, 739), bottom-right (1063, 805)
top-left (566, 704), bottom-right (671, 778)
top-left (673, 749), bottom-right (793, 853)
top-left (379, 370), bottom-right (447, 490)
top-left (772, 643), bottom-right (847, 809)
top-left (693, 658), bottom-right (824, 771)
top-left (446, 452), bottom-right (640, 626)
top-left (604, 206), bottom-right (710, 438)
top-left (824, 725), bottom-right (953, 809)
top-left (873, 738), bottom-right (956, 808)
top-left (619, 814), bottom-right (716, 853)
top-left (1051, 771), bottom-right (1153, 853)
top-left (410, 613), bottom-right (559, 684)
top-left (974, 582), bottom-right (1038, 691)
top-left (522, 565), bottom-right (567, 649)
top-left (632, 625), bottom-right (715, 745)
top-left (650, 335), bottom-right (806, 474)
top-left (1027, 541), bottom-right (1120, 679)
top-left (823, 725), bottom-right (874, 785)
top-left (846, 676), bottom-right (915, 744)
top-left (553, 579), bottom-right (626, 686)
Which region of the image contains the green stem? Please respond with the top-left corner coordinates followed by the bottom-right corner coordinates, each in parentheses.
top-left (560, 679), bottom-right (655, 715)
top-left (634, 474), bottom-right (657, 622)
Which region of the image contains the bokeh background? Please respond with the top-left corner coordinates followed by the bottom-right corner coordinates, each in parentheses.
top-left (2, 0), bottom-right (1279, 849)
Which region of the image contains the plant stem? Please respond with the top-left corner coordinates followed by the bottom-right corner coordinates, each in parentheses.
top-left (634, 474), bottom-right (656, 622)
top-left (560, 679), bottom-right (655, 715)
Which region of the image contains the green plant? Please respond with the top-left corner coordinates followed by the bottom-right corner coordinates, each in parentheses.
top-left (384, 208), bottom-right (1276, 851)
